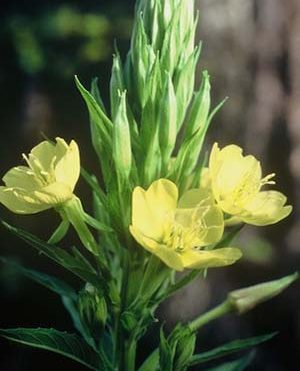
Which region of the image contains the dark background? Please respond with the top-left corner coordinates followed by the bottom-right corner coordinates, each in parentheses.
top-left (1, 0), bottom-right (300, 370)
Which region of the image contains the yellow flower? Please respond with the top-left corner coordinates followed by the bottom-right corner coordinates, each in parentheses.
top-left (129, 179), bottom-right (242, 271)
top-left (208, 143), bottom-right (292, 226)
top-left (0, 138), bottom-right (80, 214)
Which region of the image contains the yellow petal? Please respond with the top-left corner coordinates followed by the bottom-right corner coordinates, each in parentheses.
top-left (29, 140), bottom-right (57, 171)
top-left (129, 226), bottom-right (183, 271)
top-left (178, 188), bottom-right (212, 208)
top-left (181, 247), bottom-right (242, 269)
top-left (0, 186), bottom-right (50, 214)
top-left (241, 191), bottom-right (292, 226)
top-left (194, 205), bottom-right (224, 245)
top-left (33, 182), bottom-right (73, 206)
top-left (3, 166), bottom-right (42, 190)
top-left (54, 140), bottom-right (80, 191)
top-left (131, 179), bottom-right (178, 240)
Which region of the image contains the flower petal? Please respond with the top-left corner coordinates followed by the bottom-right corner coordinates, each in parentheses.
top-left (54, 140), bottom-right (80, 190)
top-left (181, 247), bottom-right (242, 269)
top-left (29, 140), bottom-right (58, 171)
top-left (194, 205), bottom-right (224, 245)
top-left (2, 166), bottom-right (42, 190)
top-left (241, 191), bottom-right (292, 226)
top-left (33, 182), bottom-right (73, 206)
top-left (0, 186), bottom-right (50, 214)
top-left (178, 187), bottom-right (212, 208)
top-left (129, 226), bottom-right (183, 271)
top-left (131, 179), bottom-right (178, 240)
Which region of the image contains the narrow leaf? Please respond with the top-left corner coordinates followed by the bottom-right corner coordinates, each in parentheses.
top-left (204, 351), bottom-right (256, 371)
top-left (0, 256), bottom-right (76, 300)
top-left (1, 221), bottom-right (100, 288)
top-left (190, 333), bottom-right (276, 366)
top-left (0, 328), bottom-right (100, 370)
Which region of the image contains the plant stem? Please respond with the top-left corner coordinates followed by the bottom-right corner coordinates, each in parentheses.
top-left (124, 338), bottom-right (137, 371)
top-left (189, 300), bottom-right (233, 332)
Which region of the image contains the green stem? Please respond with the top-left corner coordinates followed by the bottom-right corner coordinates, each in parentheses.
top-left (124, 338), bottom-right (137, 371)
top-left (189, 300), bottom-right (233, 332)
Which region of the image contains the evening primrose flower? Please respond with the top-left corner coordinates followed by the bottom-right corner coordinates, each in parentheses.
top-left (129, 179), bottom-right (242, 271)
top-left (0, 138), bottom-right (80, 214)
top-left (208, 143), bottom-right (292, 226)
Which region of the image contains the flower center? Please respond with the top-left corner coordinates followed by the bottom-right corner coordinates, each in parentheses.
top-left (22, 154), bottom-right (56, 185)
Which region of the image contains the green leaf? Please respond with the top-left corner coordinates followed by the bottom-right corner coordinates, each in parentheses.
top-left (174, 329), bottom-right (196, 371)
top-left (204, 351), bottom-right (256, 371)
top-left (75, 75), bottom-right (113, 186)
top-left (0, 328), bottom-right (100, 370)
top-left (138, 349), bottom-right (159, 371)
top-left (190, 332), bottom-right (277, 366)
top-left (0, 256), bottom-right (76, 300)
top-left (61, 296), bottom-right (95, 348)
top-left (75, 75), bottom-right (112, 141)
top-left (2, 221), bottom-right (101, 288)
top-left (159, 328), bottom-right (174, 371)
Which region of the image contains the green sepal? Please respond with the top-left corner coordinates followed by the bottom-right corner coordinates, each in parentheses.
top-left (159, 73), bottom-right (177, 175)
top-left (171, 97), bottom-right (227, 190)
top-left (173, 327), bottom-right (196, 371)
top-left (184, 70), bottom-right (211, 139)
top-left (90, 77), bottom-right (107, 114)
top-left (174, 45), bottom-right (200, 131)
top-left (113, 91), bottom-right (132, 186)
top-left (110, 52), bottom-right (124, 120)
top-left (48, 219), bottom-right (70, 244)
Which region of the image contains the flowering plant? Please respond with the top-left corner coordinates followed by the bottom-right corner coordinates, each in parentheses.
top-left (0, 1), bottom-right (297, 370)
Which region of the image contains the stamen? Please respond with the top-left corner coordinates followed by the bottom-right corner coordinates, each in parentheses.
top-left (261, 173), bottom-right (276, 186)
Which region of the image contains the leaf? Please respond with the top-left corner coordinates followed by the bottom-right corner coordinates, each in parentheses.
top-left (0, 328), bottom-right (100, 370)
top-left (138, 349), bottom-right (159, 371)
top-left (75, 75), bottom-right (112, 142)
top-left (189, 332), bottom-right (277, 366)
top-left (61, 296), bottom-right (96, 350)
top-left (2, 221), bottom-right (101, 288)
top-left (159, 327), bottom-right (174, 371)
top-left (0, 256), bottom-right (76, 300)
top-left (75, 76), bottom-right (113, 186)
top-left (204, 351), bottom-right (256, 371)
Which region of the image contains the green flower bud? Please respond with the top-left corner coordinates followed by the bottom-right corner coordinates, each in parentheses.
top-left (228, 272), bottom-right (299, 315)
top-left (113, 91), bottom-right (132, 185)
top-left (78, 283), bottom-right (107, 329)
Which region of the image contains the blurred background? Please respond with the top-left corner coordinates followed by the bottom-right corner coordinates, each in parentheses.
top-left (0, 0), bottom-right (300, 370)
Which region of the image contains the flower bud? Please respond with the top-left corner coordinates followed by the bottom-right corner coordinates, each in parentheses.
top-left (78, 283), bottom-right (107, 329)
top-left (228, 272), bottom-right (299, 315)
